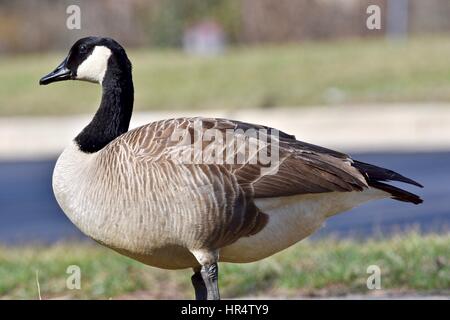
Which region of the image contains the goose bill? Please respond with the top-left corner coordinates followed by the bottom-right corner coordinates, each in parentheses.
top-left (39, 57), bottom-right (72, 85)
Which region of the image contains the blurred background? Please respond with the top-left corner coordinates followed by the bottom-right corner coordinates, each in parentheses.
top-left (0, 0), bottom-right (449, 299)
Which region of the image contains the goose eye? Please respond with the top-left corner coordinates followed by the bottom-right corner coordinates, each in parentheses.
top-left (79, 45), bottom-right (87, 54)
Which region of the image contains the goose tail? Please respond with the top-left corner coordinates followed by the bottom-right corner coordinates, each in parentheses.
top-left (352, 160), bottom-right (423, 205)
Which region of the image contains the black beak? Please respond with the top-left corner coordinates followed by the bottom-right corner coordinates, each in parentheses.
top-left (39, 57), bottom-right (72, 85)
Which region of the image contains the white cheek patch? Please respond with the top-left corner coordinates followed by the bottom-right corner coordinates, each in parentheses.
top-left (76, 46), bottom-right (112, 84)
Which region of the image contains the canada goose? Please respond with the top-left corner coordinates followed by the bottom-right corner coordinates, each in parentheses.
top-left (40, 37), bottom-right (423, 300)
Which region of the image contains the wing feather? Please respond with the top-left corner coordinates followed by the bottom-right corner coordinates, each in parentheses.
top-left (115, 117), bottom-right (368, 199)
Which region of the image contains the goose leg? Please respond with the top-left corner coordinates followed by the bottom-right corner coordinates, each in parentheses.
top-left (191, 268), bottom-right (207, 300)
top-left (200, 263), bottom-right (220, 300)
top-left (190, 249), bottom-right (220, 300)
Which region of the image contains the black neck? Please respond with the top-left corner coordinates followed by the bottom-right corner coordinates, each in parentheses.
top-left (74, 65), bottom-right (134, 153)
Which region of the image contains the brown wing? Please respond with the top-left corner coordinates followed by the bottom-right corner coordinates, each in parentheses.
top-left (103, 117), bottom-right (370, 247)
top-left (117, 117), bottom-right (368, 199)
top-left (101, 117), bottom-right (420, 248)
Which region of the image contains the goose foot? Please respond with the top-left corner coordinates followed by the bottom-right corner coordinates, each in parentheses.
top-left (191, 268), bottom-right (207, 300)
top-left (200, 263), bottom-right (220, 300)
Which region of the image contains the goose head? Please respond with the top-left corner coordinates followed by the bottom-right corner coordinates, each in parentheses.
top-left (40, 37), bottom-right (134, 153)
top-left (39, 36), bottom-right (131, 86)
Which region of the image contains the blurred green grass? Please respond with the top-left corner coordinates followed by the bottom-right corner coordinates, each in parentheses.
top-left (1, 37), bottom-right (450, 116)
top-left (1, 232), bottom-right (448, 299)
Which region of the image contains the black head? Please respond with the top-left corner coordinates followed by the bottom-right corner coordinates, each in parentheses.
top-left (39, 37), bottom-right (131, 85)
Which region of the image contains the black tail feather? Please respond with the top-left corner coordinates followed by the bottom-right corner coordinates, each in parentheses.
top-left (353, 160), bottom-right (423, 188)
top-left (352, 160), bottom-right (423, 205)
top-left (369, 181), bottom-right (423, 205)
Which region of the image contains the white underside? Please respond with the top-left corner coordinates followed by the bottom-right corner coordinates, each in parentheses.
top-left (220, 188), bottom-right (388, 263)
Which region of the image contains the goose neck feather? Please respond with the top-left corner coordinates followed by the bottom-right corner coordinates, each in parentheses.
top-left (74, 53), bottom-right (133, 154)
